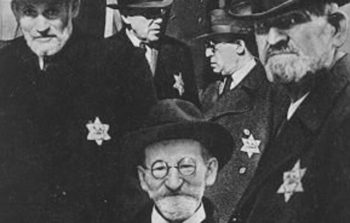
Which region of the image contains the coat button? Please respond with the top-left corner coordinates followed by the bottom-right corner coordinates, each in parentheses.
top-left (239, 167), bottom-right (247, 175)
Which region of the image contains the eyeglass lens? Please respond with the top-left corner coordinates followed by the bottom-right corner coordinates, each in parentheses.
top-left (151, 157), bottom-right (197, 179)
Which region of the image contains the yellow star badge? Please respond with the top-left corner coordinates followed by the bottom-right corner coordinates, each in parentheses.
top-left (240, 134), bottom-right (261, 158)
top-left (86, 117), bottom-right (111, 146)
top-left (173, 72), bottom-right (185, 96)
top-left (277, 160), bottom-right (307, 202)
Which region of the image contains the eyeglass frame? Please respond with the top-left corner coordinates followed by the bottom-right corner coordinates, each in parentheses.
top-left (144, 157), bottom-right (198, 180)
top-left (123, 7), bottom-right (168, 19)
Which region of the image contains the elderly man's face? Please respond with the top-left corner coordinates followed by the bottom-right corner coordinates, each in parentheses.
top-left (255, 8), bottom-right (338, 84)
top-left (122, 8), bottom-right (168, 43)
top-left (138, 139), bottom-right (218, 222)
top-left (12, 0), bottom-right (79, 57)
top-left (206, 41), bottom-right (242, 76)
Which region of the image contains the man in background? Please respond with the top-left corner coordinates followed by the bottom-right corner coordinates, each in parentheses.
top-left (106, 0), bottom-right (200, 106)
top-left (198, 3), bottom-right (274, 222)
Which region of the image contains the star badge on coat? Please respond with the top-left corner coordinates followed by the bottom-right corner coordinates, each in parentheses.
top-left (277, 160), bottom-right (307, 202)
top-left (240, 133), bottom-right (261, 158)
top-left (86, 117), bottom-right (111, 146)
top-left (173, 72), bottom-right (185, 96)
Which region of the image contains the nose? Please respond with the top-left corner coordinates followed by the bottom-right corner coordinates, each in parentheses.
top-left (205, 48), bottom-right (214, 57)
top-left (266, 27), bottom-right (289, 46)
top-left (35, 15), bottom-right (50, 35)
top-left (152, 17), bottom-right (163, 25)
top-left (164, 168), bottom-right (183, 191)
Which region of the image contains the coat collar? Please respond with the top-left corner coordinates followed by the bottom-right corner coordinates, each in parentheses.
top-left (206, 62), bottom-right (266, 119)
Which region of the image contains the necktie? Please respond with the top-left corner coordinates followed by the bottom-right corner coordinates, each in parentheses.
top-left (223, 76), bottom-right (233, 94)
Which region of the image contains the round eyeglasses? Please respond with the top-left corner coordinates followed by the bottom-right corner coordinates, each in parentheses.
top-left (149, 157), bottom-right (197, 179)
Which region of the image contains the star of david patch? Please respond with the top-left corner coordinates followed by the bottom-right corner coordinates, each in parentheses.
top-left (240, 133), bottom-right (261, 158)
top-left (277, 159), bottom-right (307, 202)
top-left (86, 117), bottom-right (111, 146)
top-left (173, 72), bottom-right (185, 96)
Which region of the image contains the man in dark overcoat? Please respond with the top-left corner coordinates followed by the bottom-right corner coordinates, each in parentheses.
top-left (105, 0), bottom-right (200, 106)
top-left (122, 99), bottom-right (235, 223)
top-left (0, 0), bottom-right (156, 222)
top-left (197, 4), bottom-right (275, 222)
top-left (227, 0), bottom-right (350, 222)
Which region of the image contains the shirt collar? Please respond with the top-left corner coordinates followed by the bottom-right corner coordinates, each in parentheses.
top-left (229, 58), bottom-right (256, 90)
top-left (151, 203), bottom-right (206, 223)
top-left (125, 28), bottom-right (142, 47)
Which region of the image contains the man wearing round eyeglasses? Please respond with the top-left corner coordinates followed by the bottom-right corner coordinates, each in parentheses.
top-left (122, 99), bottom-right (234, 223)
top-left (228, 0), bottom-right (350, 223)
top-left (106, 0), bottom-right (200, 106)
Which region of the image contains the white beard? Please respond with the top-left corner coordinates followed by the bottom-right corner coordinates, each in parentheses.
top-left (23, 21), bottom-right (73, 58)
top-left (155, 195), bottom-right (201, 221)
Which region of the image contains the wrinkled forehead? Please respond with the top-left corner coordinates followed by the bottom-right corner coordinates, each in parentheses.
top-left (12, 0), bottom-right (71, 7)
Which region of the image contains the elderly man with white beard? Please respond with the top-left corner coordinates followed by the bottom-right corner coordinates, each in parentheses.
top-left (121, 99), bottom-right (234, 223)
top-left (227, 0), bottom-right (350, 223)
top-left (0, 0), bottom-right (156, 222)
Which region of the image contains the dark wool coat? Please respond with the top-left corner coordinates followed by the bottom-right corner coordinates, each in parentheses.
top-left (228, 54), bottom-right (350, 223)
top-left (201, 62), bottom-right (275, 223)
top-left (105, 30), bottom-right (200, 107)
top-left (131, 197), bottom-right (219, 223)
top-left (0, 29), bottom-right (156, 223)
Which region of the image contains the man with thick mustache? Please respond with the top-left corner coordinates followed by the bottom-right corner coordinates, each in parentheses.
top-left (106, 0), bottom-right (200, 106)
top-left (122, 99), bottom-right (234, 223)
top-left (227, 0), bottom-right (350, 223)
top-left (0, 0), bottom-right (156, 222)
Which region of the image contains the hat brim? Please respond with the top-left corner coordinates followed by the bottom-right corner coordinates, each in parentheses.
top-left (122, 121), bottom-right (234, 172)
top-left (229, 0), bottom-right (350, 19)
top-left (195, 32), bottom-right (249, 43)
top-left (107, 0), bottom-right (173, 9)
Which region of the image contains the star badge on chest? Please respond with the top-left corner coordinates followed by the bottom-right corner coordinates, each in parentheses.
top-left (86, 117), bottom-right (111, 146)
top-left (173, 72), bottom-right (185, 96)
top-left (277, 159), bottom-right (307, 203)
top-left (240, 129), bottom-right (261, 158)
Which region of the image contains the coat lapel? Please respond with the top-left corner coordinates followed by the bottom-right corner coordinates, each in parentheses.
top-left (206, 63), bottom-right (265, 120)
top-left (236, 54), bottom-right (350, 213)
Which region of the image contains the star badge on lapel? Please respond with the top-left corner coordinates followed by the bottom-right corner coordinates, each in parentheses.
top-left (277, 160), bottom-right (307, 203)
top-left (173, 72), bottom-right (185, 96)
top-left (240, 130), bottom-right (261, 158)
top-left (86, 117), bottom-right (111, 146)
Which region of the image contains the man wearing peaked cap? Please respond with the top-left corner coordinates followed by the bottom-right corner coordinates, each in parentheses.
top-left (196, 3), bottom-right (277, 222)
top-left (227, 0), bottom-right (350, 223)
top-left (121, 99), bottom-right (234, 223)
top-left (105, 0), bottom-right (200, 107)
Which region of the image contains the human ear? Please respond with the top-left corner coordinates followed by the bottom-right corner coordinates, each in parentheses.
top-left (137, 165), bottom-right (149, 192)
top-left (205, 157), bottom-right (219, 186)
top-left (71, 0), bottom-right (81, 18)
top-left (328, 11), bottom-right (348, 47)
top-left (234, 39), bottom-right (246, 55)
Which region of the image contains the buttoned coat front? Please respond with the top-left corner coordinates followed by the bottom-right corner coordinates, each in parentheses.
top-left (105, 30), bottom-right (200, 106)
top-left (228, 54), bottom-right (350, 223)
top-left (201, 62), bottom-right (275, 223)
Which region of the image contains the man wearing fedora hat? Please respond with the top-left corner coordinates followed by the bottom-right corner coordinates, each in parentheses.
top-left (121, 99), bottom-right (234, 223)
top-left (106, 0), bottom-right (200, 106)
top-left (197, 3), bottom-right (275, 222)
top-left (227, 0), bottom-right (350, 223)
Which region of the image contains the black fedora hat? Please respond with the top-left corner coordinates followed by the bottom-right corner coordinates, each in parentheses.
top-left (229, 0), bottom-right (350, 19)
top-left (122, 99), bottom-right (234, 170)
top-left (107, 0), bottom-right (173, 9)
top-left (195, 2), bottom-right (253, 43)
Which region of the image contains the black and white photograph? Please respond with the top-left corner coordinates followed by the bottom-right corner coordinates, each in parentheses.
top-left (1, 0), bottom-right (350, 222)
